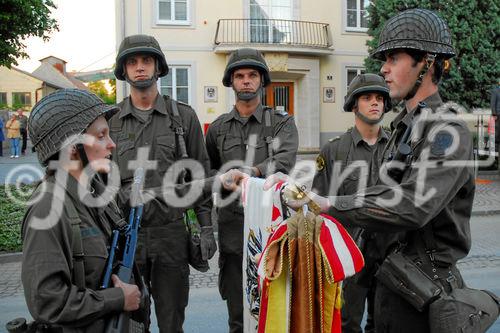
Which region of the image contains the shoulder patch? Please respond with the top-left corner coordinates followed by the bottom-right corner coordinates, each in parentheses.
top-left (430, 130), bottom-right (454, 156)
top-left (328, 136), bottom-right (341, 143)
top-left (316, 155), bottom-right (326, 171)
top-left (270, 107), bottom-right (288, 117)
top-left (176, 100), bottom-right (192, 108)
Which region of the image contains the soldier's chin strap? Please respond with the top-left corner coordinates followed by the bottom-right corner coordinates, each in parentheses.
top-left (354, 109), bottom-right (385, 125)
top-left (234, 75), bottom-right (264, 101)
top-left (124, 59), bottom-right (160, 89)
top-left (404, 53), bottom-right (436, 101)
top-left (76, 143), bottom-right (89, 168)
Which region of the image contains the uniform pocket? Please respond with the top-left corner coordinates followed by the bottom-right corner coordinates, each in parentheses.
top-left (222, 136), bottom-right (243, 162)
top-left (155, 133), bottom-right (177, 173)
top-left (116, 139), bottom-right (136, 181)
top-left (342, 169), bottom-right (362, 195)
top-left (82, 234), bottom-right (109, 284)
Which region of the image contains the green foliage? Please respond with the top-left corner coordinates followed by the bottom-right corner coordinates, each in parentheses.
top-left (0, 0), bottom-right (59, 68)
top-left (0, 184), bottom-right (35, 252)
top-left (88, 80), bottom-right (116, 105)
top-left (364, 0), bottom-right (500, 109)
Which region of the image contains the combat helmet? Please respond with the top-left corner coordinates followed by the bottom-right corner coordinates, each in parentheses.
top-left (344, 73), bottom-right (392, 112)
top-left (114, 34), bottom-right (169, 81)
top-left (371, 8), bottom-right (455, 61)
top-left (222, 48), bottom-right (271, 87)
top-left (28, 89), bottom-right (118, 167)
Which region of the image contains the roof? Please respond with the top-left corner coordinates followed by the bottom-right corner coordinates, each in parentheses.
top-left (39, 55), bottom-right (67, 64)
top-left (31, 63), bottom-right (87, 90)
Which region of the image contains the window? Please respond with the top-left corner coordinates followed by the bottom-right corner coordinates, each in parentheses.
top-left (345, 0), bottom-right (369, 31)
top-left (250, 0), bottom-right (292, 43)
top-left (0, 92), bottom-right (6, 106)
top-left (157, 0), bottom-right (190, 25)
top-left (343, 66), bottom-right (365, 111)
top-left (346, 67), bottom-right (365, 88)
top-left (12, 92), bottom-right (31, 107)
top-left (159, 66), bottom-right (190, 104)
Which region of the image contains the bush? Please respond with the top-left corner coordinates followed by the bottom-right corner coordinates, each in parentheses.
top-left (0, 184), bottom-right (35, 252)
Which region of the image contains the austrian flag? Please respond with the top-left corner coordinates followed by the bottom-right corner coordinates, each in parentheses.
top-left (242, 178), bottom-right (364, 333)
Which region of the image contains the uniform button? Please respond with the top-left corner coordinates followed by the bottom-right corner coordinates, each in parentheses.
top-left (341, 202), bottom-right (348, 208)
top-left (432, 268), bottom-right (437, 272)
top-left (433, 275), bottom-right (439, 279)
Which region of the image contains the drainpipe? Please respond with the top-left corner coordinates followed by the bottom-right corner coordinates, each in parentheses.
top-left (121, 0), bottom-right (127, 99)
top-left (137, 0), bottom-right (142, 34)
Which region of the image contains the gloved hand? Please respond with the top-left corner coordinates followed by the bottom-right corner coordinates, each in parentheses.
top-left (200, 226), bottom-right (217, 260)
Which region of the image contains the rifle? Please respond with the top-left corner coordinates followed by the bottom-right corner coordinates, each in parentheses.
top-left (101, 168), bottom-right (145, 333)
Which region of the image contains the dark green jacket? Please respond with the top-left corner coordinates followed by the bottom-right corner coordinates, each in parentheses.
top-left (330, 93), bottom-right (475, 266)
top-left (22, 174), bottom-right (124, 332)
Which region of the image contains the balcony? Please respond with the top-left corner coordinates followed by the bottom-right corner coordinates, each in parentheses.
top-left (214, 19), bottom-right (333, 55)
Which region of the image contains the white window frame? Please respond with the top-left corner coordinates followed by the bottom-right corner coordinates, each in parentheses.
top-left (342, 65), bottom-right (365, 111)
top-left (156, 0), bottom-right (191, 26)
top-left (158, 65), bottom-right (192, 106)
top-left (344, 0), bottom-right (369, 32)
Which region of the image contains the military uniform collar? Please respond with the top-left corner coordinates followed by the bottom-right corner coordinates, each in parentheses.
top-left (50, 172), bottom-right (95, 206)
top-left (391, 92), bottom-right (443, 129)
top-left (119, 93), bottom-right (167, 119)
top-left (226, 104), bottom-right (264, 124)
top-left (351, 125), bottom-right (389, 146)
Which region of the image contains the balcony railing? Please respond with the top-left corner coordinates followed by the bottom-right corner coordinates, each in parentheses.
top-left (214, 19), bottom-right (332, 48)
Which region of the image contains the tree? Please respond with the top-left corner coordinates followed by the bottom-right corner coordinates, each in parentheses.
top-left (87, 80), bottom-right (116, 105)
top-left (364, 0), bottom-right (500, 110)
top-left (0, 0), bottom-right (59, 68)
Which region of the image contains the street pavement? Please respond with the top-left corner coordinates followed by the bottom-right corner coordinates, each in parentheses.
top-left (1, 148), bottom-right (500, 332)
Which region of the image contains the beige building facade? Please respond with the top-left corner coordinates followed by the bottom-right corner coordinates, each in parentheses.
top-left (0, 67), bottom-right (43, 111)
top-left (115, 0), bottom-right (393, 149)
top-left (0, 56), bottom-right (88, 115)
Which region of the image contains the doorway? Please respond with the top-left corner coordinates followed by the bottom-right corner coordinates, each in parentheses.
top-left (263, 82), bottom-right (294, 115)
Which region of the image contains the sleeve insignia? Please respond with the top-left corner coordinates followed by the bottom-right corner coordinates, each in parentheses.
top-left (316, 155), bottom-right (326, 171)
top-left (430, 131), bottom-right (454, 156)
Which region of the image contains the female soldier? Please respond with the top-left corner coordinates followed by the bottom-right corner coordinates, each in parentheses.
top-left (21, 89), bottom-right (142, 332)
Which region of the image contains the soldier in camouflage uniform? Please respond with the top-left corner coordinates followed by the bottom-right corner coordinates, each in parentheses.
top-left (266, 9), bottom-right (475, 332)
top-left (313, 73), bottom-right (392, 333)
top-left (111, 34), bottom-right (217, 333)
top-left (205, 48), bottom-right (298, 333)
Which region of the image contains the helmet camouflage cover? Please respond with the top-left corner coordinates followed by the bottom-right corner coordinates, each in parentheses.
top-left (222, 48), bottom-right (271, 87)
top-left (371, 8), bottom-right (455, 60)
top-left (344, 73), bottom-right (392, 112)
top-left (28, 89), bottom-right (118, 166)
top-left (114, 34), bottom-right (169, 80)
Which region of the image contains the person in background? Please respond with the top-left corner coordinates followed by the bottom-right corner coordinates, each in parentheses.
top-left (205, 47), bottom-right (298, 333)
top-left (490, 83), bottom-right (499, 163)
top-left (5, 113), bottom-right (21, 158)
top-left (0, 116), bottom-right (5, 157)
top-left (312, 73), bottom-right (393, 333)
top-left (17, 108), bottom-right (28, 155)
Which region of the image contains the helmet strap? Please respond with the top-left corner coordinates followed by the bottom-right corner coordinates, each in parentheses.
top-left (233, 77), bottom-right (263, 102)
top-left (236, 90), bottom-right (259, 101)
top-left (354, 108), bottom-right (385, 125)
top-left (405, 53), bottom-right (436, 100)
top-left (75, 143), bottom-right (89, 168)
top-left (124, 59), bottom-right (159, 90)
